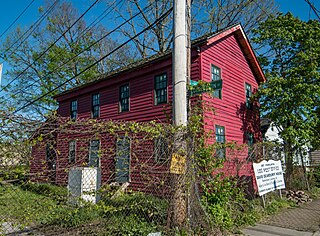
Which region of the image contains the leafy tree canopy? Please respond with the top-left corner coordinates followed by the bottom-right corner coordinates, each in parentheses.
top-left (1, 1), bottom-right (132, 118)
top-left (253, 13), bottom-right (320, 151)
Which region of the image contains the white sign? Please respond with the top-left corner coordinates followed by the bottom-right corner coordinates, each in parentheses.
top-left (253, 160), bottom-right (285, 196)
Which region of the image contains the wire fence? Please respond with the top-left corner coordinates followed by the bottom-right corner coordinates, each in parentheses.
top-left (0, 117), bottom-right (207, 235)
top-left (0, 116), bottom-right (313, 235)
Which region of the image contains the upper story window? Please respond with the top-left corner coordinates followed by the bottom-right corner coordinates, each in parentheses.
top-left (245, 83), bottom-right (252, 109)
top-left (211, 65), bottom-right (222, 99)
top-left (89, 139), bottom-right (100, 167)
top-left (154, 73), bottom-right (167, 105)
top-left (92, 93), bottom-right (100, 118)
top-left (119, 84), bottom-right (129, 112)
top-left (69, 140), bottom-right (76, 163)
top-left (215, 125), bottom-right (225, 158)
top-left (70, 100), bottom-right (77, 120)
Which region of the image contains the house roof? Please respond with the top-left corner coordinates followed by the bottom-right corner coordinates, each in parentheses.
top-left (54, 24), bottom-right (265, 99)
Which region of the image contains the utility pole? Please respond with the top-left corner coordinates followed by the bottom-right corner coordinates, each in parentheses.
top-left (173, 0), bottom-right (187, 126)
top-left (169, 0), bottom-right (188, 229)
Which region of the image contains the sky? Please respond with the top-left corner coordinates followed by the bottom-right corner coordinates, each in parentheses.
top-left (0, 0), bottom-right (319, 85)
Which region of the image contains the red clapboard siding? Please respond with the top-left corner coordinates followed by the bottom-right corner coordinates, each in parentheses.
top-left (201, 34), bottom-right (260, 144)
top-left (31, 25), bottom-right (264, 194)
top-left (200, 32), bottom-right (261, 183)
top-left (58, 61), bottom-right (174, 123)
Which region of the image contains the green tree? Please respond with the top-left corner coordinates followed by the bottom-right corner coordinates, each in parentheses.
top-left (1, 1), bottom-right (132, 118)
top-left (253, 13), bottom-right (320, 184)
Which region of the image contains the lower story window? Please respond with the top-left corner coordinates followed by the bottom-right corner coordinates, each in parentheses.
top-left (215, 125), bottom-right (225, 158)
top-left (89, 140), bottom-right (100, 167)
top-left (246, 132), bottom-right (254, 146)
top-left (154, 136), bottom-right (169, 163)
top-left (69, 140), bottom-right (76, 163)
top-left (116, 137), bottom-right (130, 183)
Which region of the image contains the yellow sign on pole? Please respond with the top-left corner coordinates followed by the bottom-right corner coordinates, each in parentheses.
top-left (170, 153), bottom-right (186, 174)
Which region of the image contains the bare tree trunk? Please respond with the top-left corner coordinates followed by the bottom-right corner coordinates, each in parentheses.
top-left (284, 141), bottom-right (294, 188)
top-left (300, 148), bottom-right (310, 191)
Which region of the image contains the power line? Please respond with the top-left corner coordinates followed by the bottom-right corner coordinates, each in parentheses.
top-left (0, 0), bottom-right (35, 39)
top-left (5, 0), bottom-right (155, 100)
top-left (0, 0), bottom-right (60, 63)
top-left (304, 0), bottom-right (320, 20)
top-left (75, 0), bottom-right (124, 41)
top-left (14, 6), bottom-right (173, 114)
top-left (0, 0), bottom-right (101, 93)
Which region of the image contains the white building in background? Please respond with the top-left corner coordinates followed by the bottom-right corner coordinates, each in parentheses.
top-left (260, 118), bottom-right (310, 167)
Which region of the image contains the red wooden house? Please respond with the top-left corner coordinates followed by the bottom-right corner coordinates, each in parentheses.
top-left (30, 24), bottom-right (265, 192)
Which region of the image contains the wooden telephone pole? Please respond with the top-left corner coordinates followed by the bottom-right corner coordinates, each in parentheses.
top-left (169, 0), bottom-right (191, 229)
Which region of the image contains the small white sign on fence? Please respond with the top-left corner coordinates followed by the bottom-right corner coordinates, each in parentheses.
top-left (253, 160), bottom-right (285, 196)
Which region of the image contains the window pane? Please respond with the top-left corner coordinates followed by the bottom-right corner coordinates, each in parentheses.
top-left (120, 84), bottom-right (129, 112)
top-left (154, 136), bottom-right (169, 162)
top-left (246, 133), bottom-right (254, 146)
top-left (215, 126), bottom-right (225, 143)
top-left (211, 65), bottom-right (222, 99)
top-left (215, 125), bottom-right (225, 158)
top-left (216, 148), bottom-right (225, 159)
top-left (154, 74), bottom-right (167, 105)
top-left (245, 83), bottom-right (252, 109)
top-left (89, 140), bottom-right (100, 167)
top-left (70, 100), bottom-right (77, 120)
top-left (116, 137), bottom-right (130, 183)
top-left (46, 144), bottom-right (56, 170)
top-left (92, 93), bottom-right (100, 118)
top-left (69, 140), bottom-right (76, 163)
top-left (93, 106), bottom-right (99, 118)
top-left (92, 94), bottom-right (100, 106)
top-left (211, 65), bottom-right (221, 81)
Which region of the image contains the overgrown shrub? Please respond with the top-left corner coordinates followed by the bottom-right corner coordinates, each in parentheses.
top-left (0, 165), bottom-right (28, 182)
top-left (201, 176), bottom-right (257, 231)
top-left (40, 190), bottom-right (168, 234)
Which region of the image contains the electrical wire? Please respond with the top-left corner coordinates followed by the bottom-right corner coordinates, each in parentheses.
top-left (0, 0), bottom-right (60, 62)
top-left (304, 0), bottom-right (320, 20)
top-left (13, 6), bottom-right (173, 114)
top-left (5, 0), bottom-right (155, 100)
top-left (75, 0), bottom-right (124, 41)
top-left (0, 0), bottom-right (101, 93)
top-left (0, 0), bottom-right (35, 40)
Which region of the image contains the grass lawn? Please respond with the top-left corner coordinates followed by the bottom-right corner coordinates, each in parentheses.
top-left (0, 183), bottom-right (168, 235)
top-left (0, 184), bottom-right (66, 228)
